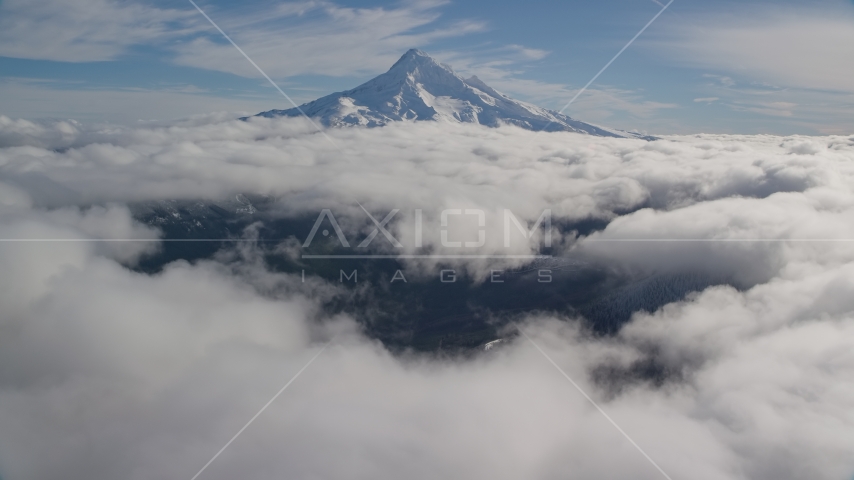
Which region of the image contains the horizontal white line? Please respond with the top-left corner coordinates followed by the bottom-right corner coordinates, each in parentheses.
top-left (0, 239), bottom-right (256, 242)
top-left (2, 239), bottom-right (854, 243)
top-left (301, 255), bottom-right (554, 259)
top-left (586, 239), bottom-right (854, 242)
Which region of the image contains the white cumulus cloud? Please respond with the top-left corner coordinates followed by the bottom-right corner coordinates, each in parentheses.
top-left (0, 116), bottom-right (853, 479)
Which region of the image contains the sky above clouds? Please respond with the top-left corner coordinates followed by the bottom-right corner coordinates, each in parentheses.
top-left (0, 0), bottom-right (852, 134)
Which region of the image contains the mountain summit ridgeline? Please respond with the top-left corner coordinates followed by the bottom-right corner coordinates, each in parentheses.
top-left (253, 49), bottom-right (651, 139)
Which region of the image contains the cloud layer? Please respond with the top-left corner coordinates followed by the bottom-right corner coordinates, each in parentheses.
top-left (1, 116), bottom-right (854, 479)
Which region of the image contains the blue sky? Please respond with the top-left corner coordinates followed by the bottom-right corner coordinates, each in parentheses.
top-left (0, 0), bottom-right (852, 134)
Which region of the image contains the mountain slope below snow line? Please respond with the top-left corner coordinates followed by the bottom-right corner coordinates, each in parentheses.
top-left (251, 49), bottom-right (653, 139)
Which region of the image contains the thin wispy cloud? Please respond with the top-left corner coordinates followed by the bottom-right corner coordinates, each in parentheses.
top-left (0, 0), bottom-right (201, 62)
top-left (645, 5), bottom-right (854, 131)
top-left (653, 8), bottom-right (854, 94)
top-left (174, 0), bottom-right (486, 78)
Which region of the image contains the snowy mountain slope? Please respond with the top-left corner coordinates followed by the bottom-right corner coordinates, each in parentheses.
top-left (252, 49), bottom-right (653, 139)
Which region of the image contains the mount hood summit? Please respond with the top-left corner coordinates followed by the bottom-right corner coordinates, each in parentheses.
top-left (253, 49), bottom-right (651, 139)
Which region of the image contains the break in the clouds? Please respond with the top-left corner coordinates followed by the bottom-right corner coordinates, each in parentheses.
top-left (1, 116), bottom-right (854, 478)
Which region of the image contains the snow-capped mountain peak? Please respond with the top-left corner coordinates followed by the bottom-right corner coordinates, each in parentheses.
top-left (386, 48), bottom-right (454, 77)
top-left (253, 49), bottom-right (652, 139)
